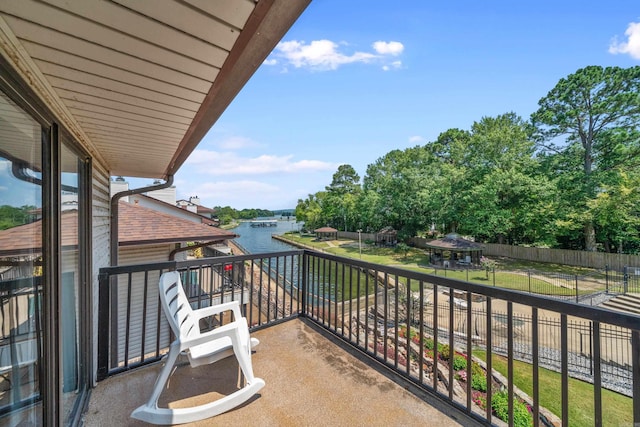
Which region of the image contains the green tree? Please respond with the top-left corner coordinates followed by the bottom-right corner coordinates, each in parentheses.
top-left (0, 205), bottom-right (36, 230)
top-left (424, 128), bottom-right (472, 235)
top-left (363, 147), bottom-right (433, 239)
top-left (456, 113), bottom-right (555, 245)
top-left (325, 164), bottom-right (361, 231)
top-left (355, 190), bottom-right (383, 232)
top-left (295, 192), bottom-right (328, 231)
top-left (395, 242), bottom-right (410, 259)
top-left (588, 171), bottom-right (640, 253)
top-left (213, 205), bottom-right (236, 225)
top-left (326, 164), bottom-right (361, 195)
top-left (532, 65), bottom-right (640, 251)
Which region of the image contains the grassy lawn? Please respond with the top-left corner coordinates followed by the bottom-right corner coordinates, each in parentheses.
top-left (281, 233), bottom-right (601, 296)
top-left (474, 350), bottom-right (633, 427)
top-left (494, 257), bottom-right (606, 277)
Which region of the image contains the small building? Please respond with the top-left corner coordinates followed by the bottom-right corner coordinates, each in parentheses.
top-left (376, 226), bottom-right (398, 247)
top-left (314, 227), bottom-right (338, 241)
top-left (424, 233), bottom-right (484, 267)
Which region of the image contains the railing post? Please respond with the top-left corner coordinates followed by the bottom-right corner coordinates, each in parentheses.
top-left (624, 266), bottom-right (629, 294)
top-left (301, 251), bottom-right (308, 317)
top-left (528, 270), bottom-right (531, 294)
top-left (632, 330), bottom-right (640, 426)
top-left (605, 265), bottom-right (609, 294)
top-left (97, 270), bottom-right (110, 381)
top-left (575, 275), bottom-right (579, 303)
top-left (492, 267), bottom-right (496, 287)
top-left (589, 321), bottom-right (593, 375)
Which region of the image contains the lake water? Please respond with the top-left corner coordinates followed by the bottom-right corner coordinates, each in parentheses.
top-left (232, 218), bottom-right (342, 302)
top-left (232, 217), bottom-right (300, 254)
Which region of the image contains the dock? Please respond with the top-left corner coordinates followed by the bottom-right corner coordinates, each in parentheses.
top-left (249, 219), bottom-right (278, 227)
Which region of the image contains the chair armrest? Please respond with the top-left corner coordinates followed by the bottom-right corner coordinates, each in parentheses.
top-left (192, 300), bottom-right (243, 322)
top-left (179, 319), bottom-right (247, 351)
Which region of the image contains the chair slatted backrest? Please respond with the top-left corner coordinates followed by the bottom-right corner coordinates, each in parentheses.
top-left (159, 272), bottom-right (197, 339)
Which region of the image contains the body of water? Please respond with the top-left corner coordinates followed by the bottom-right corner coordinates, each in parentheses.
top-left (232, 217), bottom-right (300, 254)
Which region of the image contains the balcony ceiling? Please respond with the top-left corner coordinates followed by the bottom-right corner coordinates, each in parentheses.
top-left (0, 0), bottom-right (309, 178)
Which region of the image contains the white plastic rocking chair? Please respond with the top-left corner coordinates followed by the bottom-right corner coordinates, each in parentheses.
top-left (131, 271), bottom-right (264, 425)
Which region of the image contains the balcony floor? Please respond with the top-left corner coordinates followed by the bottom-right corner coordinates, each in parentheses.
top-left (83, 318), bottom-right (467, 426)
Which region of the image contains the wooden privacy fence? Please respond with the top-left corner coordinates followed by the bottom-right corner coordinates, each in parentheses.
top-left (338, 231), bottom-right (376, 242)
top-left (482, 244), bottom-right (640, 271)
top-left (406, 237), bottom-right (640, 271)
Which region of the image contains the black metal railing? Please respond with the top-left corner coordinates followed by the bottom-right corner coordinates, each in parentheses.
top-left (97, 251), bottom-right (302, 380)
top-left (97, 249), bottom-right (640, 426)
top-left (0, 277), bottom-right (42, 415)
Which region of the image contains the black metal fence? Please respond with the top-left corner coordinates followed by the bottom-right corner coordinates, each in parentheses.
top-left (428, 302), bottom-right (633, 391)
top-left (425, 263), bottom-right (640, 303)
top-left (97, 250), bottom-right (640, 427)
top-left (605, 265), bottom-right (640, 294)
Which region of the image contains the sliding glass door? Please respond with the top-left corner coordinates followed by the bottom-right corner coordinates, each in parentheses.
top-left (0, 90), bottom-right (43, 424)
top-left (0, 77), bottom-right (91, 425)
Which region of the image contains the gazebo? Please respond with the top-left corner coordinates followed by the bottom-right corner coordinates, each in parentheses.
top-left (424, 233), bottom-right (484, 267)
top-left (314, 227), bottom-right (338, 241)
top-left (376, 226), bottom-right (397, 247)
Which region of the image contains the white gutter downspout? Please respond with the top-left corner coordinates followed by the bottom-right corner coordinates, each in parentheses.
top-left (109, 175), bottom-right (174, 267)
top-left (107, 175), bottom-right (174, 363)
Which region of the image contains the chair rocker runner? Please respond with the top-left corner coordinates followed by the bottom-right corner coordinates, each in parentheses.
top-left (131, 271), bottom-right (265, 424)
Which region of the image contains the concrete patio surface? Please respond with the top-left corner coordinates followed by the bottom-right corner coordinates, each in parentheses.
top-left (83, 318), bottom-right (468, 426)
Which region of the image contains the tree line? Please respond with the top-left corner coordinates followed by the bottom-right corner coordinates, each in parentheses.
top-left (295, 66), bottom-right (640, 254)
top-left (0, 205), bottom-right (37, 230)
top-left (213, 206), bottom-right (274, 225)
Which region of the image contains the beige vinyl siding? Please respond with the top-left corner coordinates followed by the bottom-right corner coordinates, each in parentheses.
top-left (116, 244), bottom-right (173, 365)
top-left (90, 162), bottom-right (110, 384)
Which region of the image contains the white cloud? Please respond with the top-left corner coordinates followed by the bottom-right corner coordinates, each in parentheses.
top-left (192, 180), bottom-right (278, 196)
top-left (274, 40), bottom-right (376, 71)
top-left (372, 41), bottom-right (404, 56)
top-left (185, 150), bottom-right (336, 175)
top-left (382, 61), bottom-right (402, 71)
top-left (181, 180), bottom-right (283, 209)
top-left (266, 39), bottom-right (404, 71)
top-left (609, 22), bottom-right (640, 59)
top-left (216, 136), bottom-right (262, 150)
top-left (408, 135), bottom-right (424, 143)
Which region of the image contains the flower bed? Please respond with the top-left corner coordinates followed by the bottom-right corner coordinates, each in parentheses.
top-left (398, 326), bottom-right (544, 426)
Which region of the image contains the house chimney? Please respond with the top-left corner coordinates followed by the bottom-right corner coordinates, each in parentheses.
top-left (110, 176), bottom-right (130, 202)
top-left (189, 195), bottom-right (201, 206)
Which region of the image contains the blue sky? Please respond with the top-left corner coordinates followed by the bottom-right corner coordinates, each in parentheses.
top-left (176, 0), bottom-right (639, 211)
top-left (4, 1), bottom-right (638, 211)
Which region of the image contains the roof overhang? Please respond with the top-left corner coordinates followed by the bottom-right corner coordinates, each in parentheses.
top-left (0, 0), bottom-right (310, 178)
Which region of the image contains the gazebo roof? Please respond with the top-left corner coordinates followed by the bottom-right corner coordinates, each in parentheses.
top-left (377, 226), bottom-right (397, 235)
top-left (424, 233), bottom-right (484, 251)
top-left (314, 227), bottom-right (338, 233)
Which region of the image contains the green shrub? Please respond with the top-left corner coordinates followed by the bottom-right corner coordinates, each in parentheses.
top-left (491, 391), bottom-right (533, 427)
top-left (423, 338), bottom-right (444, 352)
top-left (440, 344), bottom-right (450, 360)
top-left (471, 361), bottom-right (484, 376)
top-left (472, 391), bottom-right (486, 409)
top-left (471, 373), bottom-right (487, 392)
top-left (452, 354), bottom-right (467, 371)
top-left (399, 326), bottom-right (417, 340)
